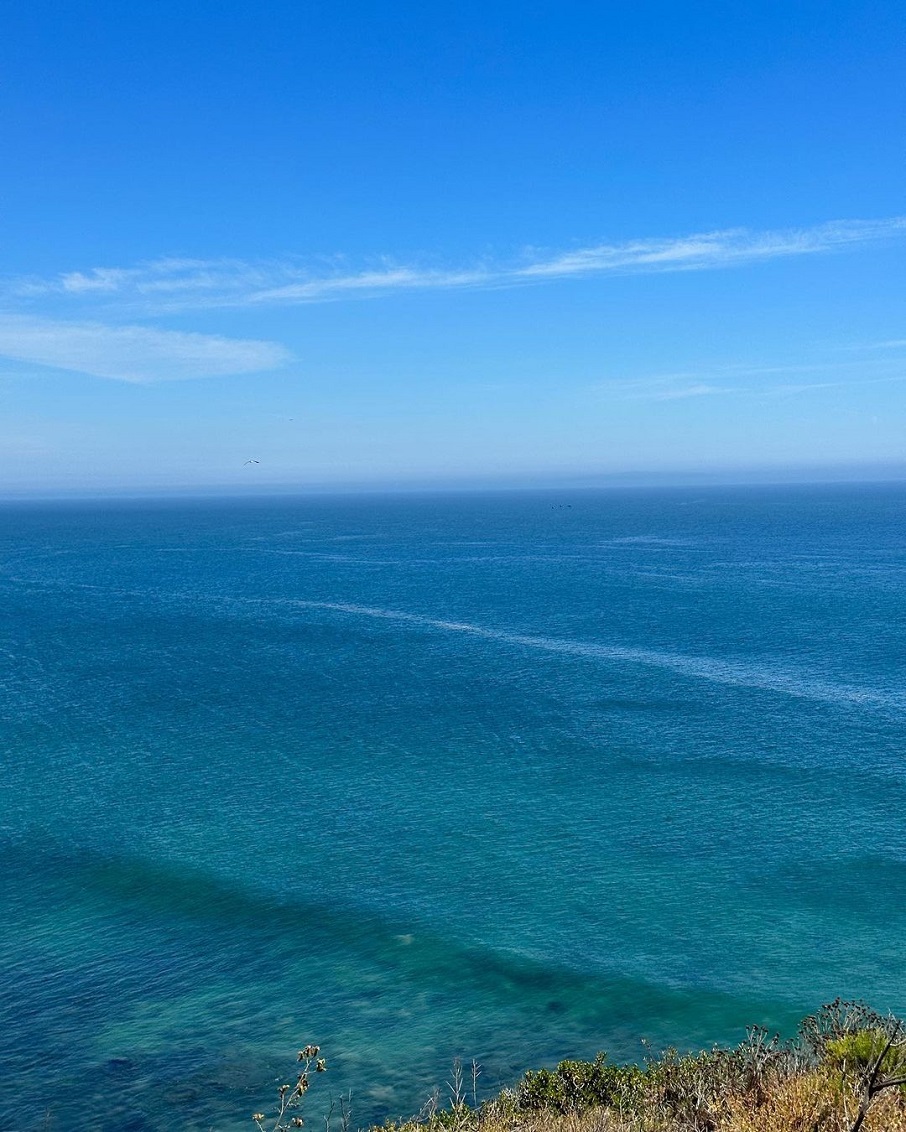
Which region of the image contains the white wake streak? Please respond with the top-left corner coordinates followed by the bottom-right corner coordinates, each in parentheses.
top-left (293, 600), bottom-right (902, 711)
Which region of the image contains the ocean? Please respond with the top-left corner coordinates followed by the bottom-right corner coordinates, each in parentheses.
top-left (1, 484), bottom-right (905, 1131)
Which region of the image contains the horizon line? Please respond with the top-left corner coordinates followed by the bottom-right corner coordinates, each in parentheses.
top-left (3, 464), bottom-right (906, 502)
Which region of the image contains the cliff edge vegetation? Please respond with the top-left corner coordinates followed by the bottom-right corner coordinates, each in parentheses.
top-left (253, 1001), bottom-right (906, 1132)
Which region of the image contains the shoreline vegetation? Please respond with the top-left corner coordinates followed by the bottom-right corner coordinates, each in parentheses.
top-left (254, 1002), bottom-right (906, 1132)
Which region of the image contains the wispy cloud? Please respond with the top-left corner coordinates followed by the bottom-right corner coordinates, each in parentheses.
top-left (607, 354), bottom-right (906, 402)
top-left (9, 216), bottom-right (906, 314)
top-left (861, 338), bottom-right (906, 350)
top-left (639, 382), bottom-right (730, 401)
top-left (2, 218), bottom-right (899, 384)
top-left (0, 316), bottom-right (289, 382)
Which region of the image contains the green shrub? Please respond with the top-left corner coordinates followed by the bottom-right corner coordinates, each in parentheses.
top-left (825, 1029), bottom-right (906, 1078)
top-left (516, 1053), bottom-right (645, 1114)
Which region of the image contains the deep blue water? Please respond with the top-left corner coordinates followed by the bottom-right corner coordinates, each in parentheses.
top-left (2, 484), bottom-right (905, 1131)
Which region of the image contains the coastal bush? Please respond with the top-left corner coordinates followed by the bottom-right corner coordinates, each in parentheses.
top-left (824, 1028), bottom-right (906, 1085)
top-left (797, 999), bottom-right (906, 1131)
top-left (254, 1003), bottom-right (906, 1132)
top-left (798, 999), bottom-right (901, 1060)
top-left (517, 1054), bottom-right (645, 1114)
top-left (644, 1027), bottom-right (803, 1129)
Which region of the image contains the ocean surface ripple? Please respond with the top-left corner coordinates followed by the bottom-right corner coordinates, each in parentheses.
top-left (1, 484), bottom-right (905, 1131)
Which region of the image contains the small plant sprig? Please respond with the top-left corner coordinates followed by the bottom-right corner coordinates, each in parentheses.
top-left (253, 1044), bottom-right (327, 1132)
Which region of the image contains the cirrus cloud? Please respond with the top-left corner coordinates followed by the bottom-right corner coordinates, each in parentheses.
top-left (8, 216), bottom-right (906, 315)
top-left (0, 315), bottom-right (290, 382)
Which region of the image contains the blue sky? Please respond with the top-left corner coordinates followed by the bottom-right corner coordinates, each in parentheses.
top-left (1, 0), bottom-right (905, 492)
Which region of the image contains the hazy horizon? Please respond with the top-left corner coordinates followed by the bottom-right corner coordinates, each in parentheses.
top-left (3, 461), bottom-right (906, 502)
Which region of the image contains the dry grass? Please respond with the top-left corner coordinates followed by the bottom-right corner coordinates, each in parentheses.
top-left (387, 1080), bottom-right (906, 1132)
top-left (720, 1073), bottom-right (906, 1132)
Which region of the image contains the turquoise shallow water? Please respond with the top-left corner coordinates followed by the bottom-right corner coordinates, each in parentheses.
top-left (1, 485), bottom-right (905, 1131)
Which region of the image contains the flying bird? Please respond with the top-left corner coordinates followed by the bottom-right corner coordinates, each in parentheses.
top-left (243, 459), bottom-right (260, 465)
